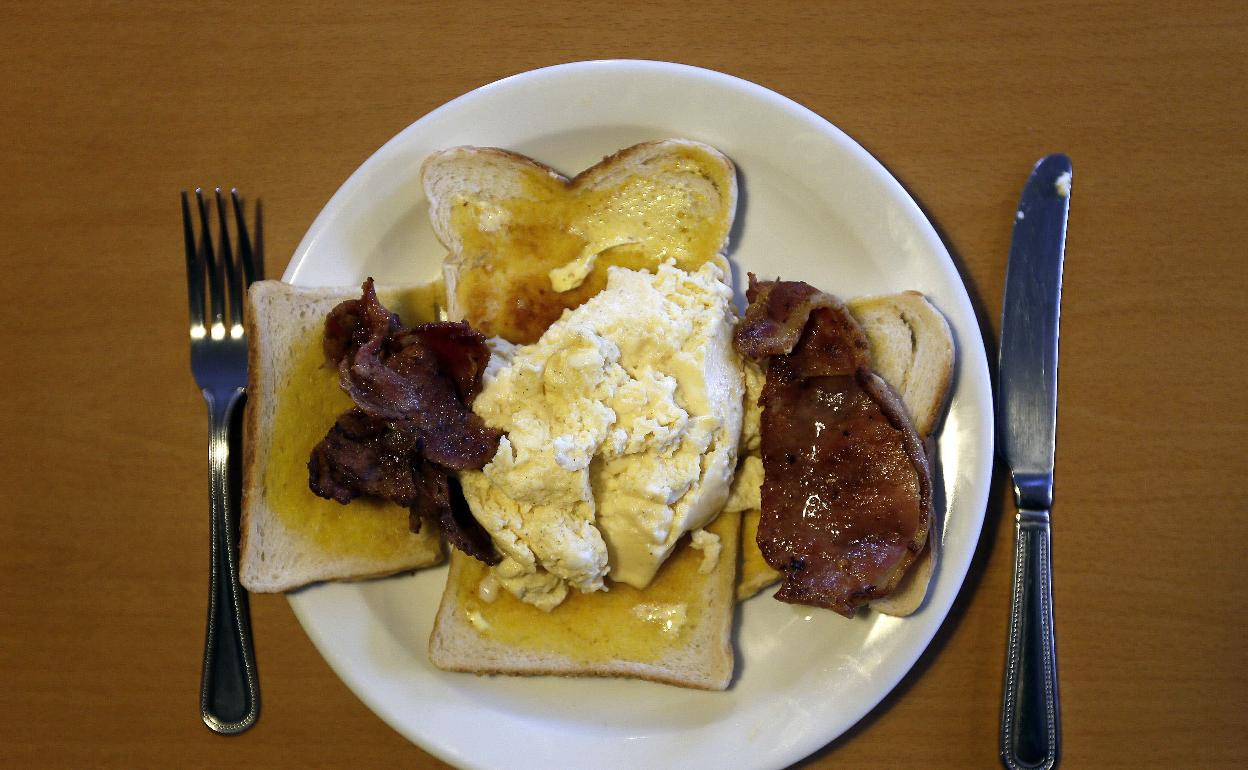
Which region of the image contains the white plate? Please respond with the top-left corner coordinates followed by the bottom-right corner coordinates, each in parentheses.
top-left (284, 60), bottom-right (993, 770)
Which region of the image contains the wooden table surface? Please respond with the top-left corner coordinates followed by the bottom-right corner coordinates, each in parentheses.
top-left (3, 2), bottom-right (1245, 767)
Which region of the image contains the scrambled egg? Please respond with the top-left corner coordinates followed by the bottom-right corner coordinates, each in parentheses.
top-left (547, 235), bottom-right (641, 293)
top-left (739, 359), bottom-right (764, 455)
top-left (723, 359), bottom-right (766, 515)
top-left (723, 455), bottom-right (763, 514)
top-left (459, 261), bottom-right (744, 610)
top-left (689, 528), bottom-right (723, 575)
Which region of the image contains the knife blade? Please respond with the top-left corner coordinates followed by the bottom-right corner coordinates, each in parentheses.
top-left (998, 154), bottom-right (1070, 770)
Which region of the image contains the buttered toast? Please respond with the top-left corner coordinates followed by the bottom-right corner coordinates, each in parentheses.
top-left (240, 281), bottom-right (445, 593)
top-left (424, 139), bottom-right (737, 344)
top-left (423, 141), bottom-right (743, 689)
top-left (735, 291), bottom-right (954, 615)
top-left (430, 512), bottom-right (739, 689)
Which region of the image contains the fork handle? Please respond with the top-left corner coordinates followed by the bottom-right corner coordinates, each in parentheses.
top-left (200, 387), bottom-right (260, 734)
top-left (1000, 510), bottom-right (1060, 769)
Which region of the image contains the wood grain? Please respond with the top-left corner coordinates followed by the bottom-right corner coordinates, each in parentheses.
top-left (2, 1), bottom-right (1245, 767)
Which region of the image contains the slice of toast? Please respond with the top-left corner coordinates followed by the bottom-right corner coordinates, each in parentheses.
top-left (736, 291), bottom-right (954, 615)
top-left (240, 281), bottom-right (445, 593)
top-left (424, 142), bottom-right (742, 688)
top-left (423, 139), bottom-right (737, 344)
top-left (429, 512), bottom-right (740, 690)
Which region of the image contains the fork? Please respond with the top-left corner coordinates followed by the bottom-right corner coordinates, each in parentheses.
top-left (182, 188), bottom-right (263, 734)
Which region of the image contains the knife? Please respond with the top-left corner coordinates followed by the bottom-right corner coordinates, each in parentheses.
top-left (998, 154), bottom-right (1070, 770)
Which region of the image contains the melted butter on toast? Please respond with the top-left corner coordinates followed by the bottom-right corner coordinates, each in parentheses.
top-left (448, 144), bottom-right (735, 344)
top-left (453, 512), bottom-right (738, 664)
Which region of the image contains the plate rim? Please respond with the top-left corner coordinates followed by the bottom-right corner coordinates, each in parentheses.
top-left (283, 58), bottom-right (993, 770)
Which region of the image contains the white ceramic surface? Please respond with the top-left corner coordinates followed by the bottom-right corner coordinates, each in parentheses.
top-left (284, 60), bottom-right (993, 770)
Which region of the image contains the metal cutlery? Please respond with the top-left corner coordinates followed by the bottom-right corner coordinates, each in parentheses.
top-left (997, 155), bottom-right (1070, 770)
top-left (181, 188), bottom-right (263, 734)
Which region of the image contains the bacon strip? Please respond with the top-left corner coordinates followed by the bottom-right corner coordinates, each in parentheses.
top-left (733, 277), bottom-right (841, 360)
top-left (309, 278), bottom-right (501, 565)
top-left (736, 276), bottom-right (931, 616)
top-left (308, 409), bottom-right (419, 506)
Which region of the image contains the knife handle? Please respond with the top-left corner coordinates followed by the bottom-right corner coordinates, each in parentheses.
top-left (1000, 510), bottom-right (1061, 770)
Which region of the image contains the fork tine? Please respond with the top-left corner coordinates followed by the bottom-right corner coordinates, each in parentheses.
top-left (253, 199), bottom-right (265, 281)
top-left (182, 191), bottom-right (206, 332)
top-left (231, 189), bottom-right (258, 287)
top-left (216, 188), bottom-right (244, 336)
top-left (196, 189), bottom-right (226, 338)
